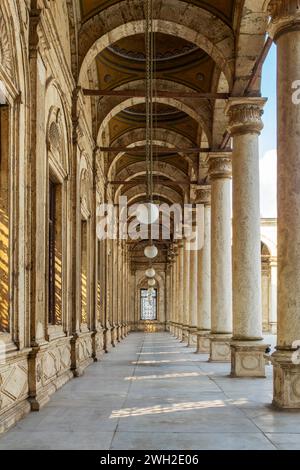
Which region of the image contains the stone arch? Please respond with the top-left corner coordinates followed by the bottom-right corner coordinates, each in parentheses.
top-left (261, 234), bottom-right (277, 258)
top-left (96, 78), bottom-right (212, 145)
top-left (45, 79), bottom-right (72, 176)
top-left (113, 161), bottom-right (188, 201)
top-left (115, 160), bottom-right (188, 182)
top-left (106, 128), bottom-right (197, 179)
top-left (122, 184), bottom-right (183, 206)
top-left (232, 0), bottom-right (269, 94)
top-left (212, 71), bottom-right (230, 147)
top-left (78, 1), bottom-right (234, 86)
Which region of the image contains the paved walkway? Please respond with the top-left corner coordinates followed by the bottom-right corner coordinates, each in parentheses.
top-left (0, 332), bottom-right (300, 450)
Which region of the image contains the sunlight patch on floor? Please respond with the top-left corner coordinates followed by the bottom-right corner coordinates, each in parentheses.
top-left (110, 400), bottom-right (226, 418)
top-left (124, 372), bottom-right (204, 381)
top-left (132, 358), bottom-right (199, 364)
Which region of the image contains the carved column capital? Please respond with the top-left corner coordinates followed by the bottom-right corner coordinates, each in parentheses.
top-left (208, 152), bottom-right (232, 180)
top-left (268, 0), bottom-right (300, 40)
top-left (226, 98), bottom-right (267, 136)
top-left (190, 184), bottom-right (211, 206)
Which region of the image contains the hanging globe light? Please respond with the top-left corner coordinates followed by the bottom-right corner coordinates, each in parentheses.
top-left (144, 245), bottom-right (158, 259)
top-left (145, 267), bottom-right (156, 278)
top-left (148, 278), bottom-right (156, 287)
top-left (136, 202), bottom-right (159, 225)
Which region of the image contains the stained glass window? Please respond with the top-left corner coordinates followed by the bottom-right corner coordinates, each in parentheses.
top-left (140, 288), bottom-right (157, 320)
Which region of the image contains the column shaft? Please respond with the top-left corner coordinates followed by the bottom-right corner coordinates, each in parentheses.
top-left (209, 153), bottom-right (232, 361)
top-left (196, 187), bottom-right (211, 353)
top-left (182, 239), bottom-right (190, 342)
top-left (227, 97), bottom-right (267, 377)
top-left (188, 247), bottom-right (198, 346)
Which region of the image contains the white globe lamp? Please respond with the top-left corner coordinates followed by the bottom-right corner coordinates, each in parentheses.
top-left (148, 278), bottom-right (156, 287)
top-left (144, 245), bottom-right (158, 259)
top-left (145, 267), bottom-right (156, 278)
top-left (136, 202), bottom-right (159, 225)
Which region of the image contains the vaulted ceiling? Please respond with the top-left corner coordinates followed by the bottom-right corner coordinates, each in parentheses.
top-left (77, 0), bottom-right (269, 267)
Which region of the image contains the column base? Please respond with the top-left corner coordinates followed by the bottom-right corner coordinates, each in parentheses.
top-left (209, 334), bottom-right (231, 362)
top-left (177, 324), bottom-right (183, 341)
top-left (181, 326), bottom-right (189, 343)
top-left (271, 349), bottom-right (300, 409)
top-left (195, 331), bottom-right (210, 353)
top-left (188, 327), bottom-right (198, 347)
top-left (230, 341), bottom-right (268, 378)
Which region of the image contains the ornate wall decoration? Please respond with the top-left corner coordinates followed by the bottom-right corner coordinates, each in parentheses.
top-left (0, 15), bottom-right (13, 78)
top-left (47, 107), bottom-right (68, 176)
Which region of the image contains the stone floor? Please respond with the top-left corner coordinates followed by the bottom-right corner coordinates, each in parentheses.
top-left (0, 332), bottom-right (300, 450)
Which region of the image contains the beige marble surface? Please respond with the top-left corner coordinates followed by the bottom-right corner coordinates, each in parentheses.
top-left (2, 332), bottom-right (299, 450)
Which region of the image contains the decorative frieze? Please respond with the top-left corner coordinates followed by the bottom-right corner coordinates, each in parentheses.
top-left (0, 15), bottom-right (13, 77)
top-left (226, 98), bottom-right (266, 136)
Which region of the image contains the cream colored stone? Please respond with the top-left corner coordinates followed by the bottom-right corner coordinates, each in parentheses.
top-left (208, 153), bottom-right (232, 361)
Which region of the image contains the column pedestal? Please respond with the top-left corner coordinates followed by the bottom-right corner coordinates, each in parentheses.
top-left (177, 323), bottom-right (183, 341)
top-left (272, 350), bottom-right (300, 408)
top-left (181, 327), bottom-right (189, 344)
top-left (231, 342), bottom-right (268, 377)
top-left (196, 330), bottom-right (210, 353)
top-left (188, 327), bottom-right (198, 347)
top-left (209, 334), bottom-right (231, 362)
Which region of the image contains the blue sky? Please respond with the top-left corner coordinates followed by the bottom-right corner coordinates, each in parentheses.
top-left (259, 43), bottom-right (277, 217)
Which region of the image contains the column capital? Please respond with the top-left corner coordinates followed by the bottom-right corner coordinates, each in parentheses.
top-left (268, 0), bottom-right (300, 40)
top-left (207, 152), bottom-right (232, 179)
top-left (226, 97), bottom-right (267, 136)
top-left (190, 184), bottom-right (211, 206)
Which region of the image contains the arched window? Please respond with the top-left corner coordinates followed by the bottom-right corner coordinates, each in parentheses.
top-left (47, 112), bottom-right (68, 328)
top-left (140, 288), bottom-right (157, 321)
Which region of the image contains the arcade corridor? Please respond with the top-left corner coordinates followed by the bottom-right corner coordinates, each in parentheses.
top-left (1, 332), bottom-right (298, 450)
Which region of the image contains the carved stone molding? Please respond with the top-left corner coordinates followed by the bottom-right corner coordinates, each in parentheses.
top-left (226, 98), bottom-right (266, 136)
top-left (208, 153), bottom-right (232, 180)
top-left (0, 14), bottom-right (13, 77)
top-left (268, 0), bottom-right (300, 40)
top-left (190, 184), bottom-right (211, 205)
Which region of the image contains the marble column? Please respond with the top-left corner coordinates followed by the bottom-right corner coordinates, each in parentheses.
top-left (175, 247), bottom-right (180, 338)
top-left (226, 97), bottom-right (267, 377)
top-left (188, 245), bottom-right (198, 346)
top-left (182, 238), bottom-right (190, 343)
top-left (195, 186), bottom-right (211, 353)
top-left (165, 265), bottom-right (171, 330)
top-left (178, 242), bottom-right (184, 340)
top-left (208, 153), bottom-right (232, 362)
top-left (269, 0), bottom-right (300, 407)
top-left (269, 258), bottom-right (277, 335)
top-left (174, 246), bottom-right (179, 336)
top-left (171, 256), bottom-right (177, 335)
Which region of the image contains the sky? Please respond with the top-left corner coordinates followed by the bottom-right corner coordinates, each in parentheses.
top-left (259, 43), bottom-right (277, 218)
